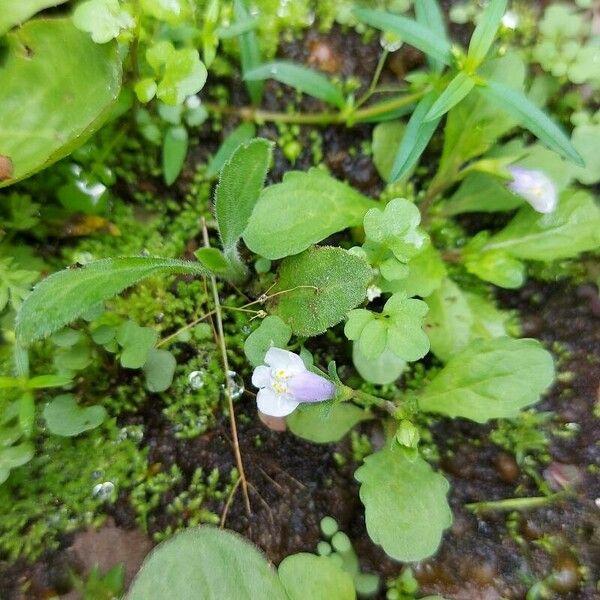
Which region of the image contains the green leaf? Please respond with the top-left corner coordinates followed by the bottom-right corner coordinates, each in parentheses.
top-left (483, 189), bottom-right (600, 261)
top-left (162, 126), bottom-right (188, 185)
top-left (244, 316), bottom-right (292, 367)
top-left (425, 279), bottom-right (474, 362)
top-left (287, 403), bottom-right (371, 444)
top-left (194, 248), bottom-right (231, 273)
top-left (243, 168), bottom-right (377, 260)
top-left (116, 321), bottom-right (158, 369)
top-left (27, 374), bottom-right (72, 389)
top-left (466, 0), bottom-right (508, 67)
top-left (465, 248), bottom-right (526, 289)
top-left (43, 394), bottom-right (106, 437)
top-left (355, 446), bottom-right (452, 562)
top-left (418, 337), bottom-right (554, 423)
top-left (0, 443), bottom-right (34, 485)
top-left (143, 349), bottom-right (176, 393)
top-left (390, 91), bottom-right (442, 182)
top-left (73, 0), bottom-right (135, 44)
top-left (215, 138), bottom-right (273, 254)
top-left (363, 199), bottom-right (428, 263)
top-left (414, 0), bottom-right (448, 72)
top-left (353, 8), bottom-right (452, 66)
top-left (245, 62), bottom-right (345, 108)
top-left (372, 121), bottom-right (406, 183)
top-left (439, 53), bottom-right (525, 172)
top-left (16, 257), bottom-right (209, 346)
top-left (570, 124), bottom-right (600, 185)
top-left (234, 0), bottom-right (264, 105)
top-left (0, 18), bottom-right (122, 187)
top-left (278, 553), bottom-right (356, 600)
top-left (384, 245), bottom-right (446, 298)
top-left (481, 80), bottom-right (583, 166)
top-left (345, 294), bottom-right (430, 363)
top-left (206, 122), bottom-right (257, 178)
top-left (0, 0), bottom-right (68, 36)
top-left (140, 0), bottom-right (191, 25)
top-left (268, 247), bottom-right (372, 337)
top-left (352, 344), bottom-right (406, 386)
top-left (466, 293), bottom-right (511, 340)
top-left (157, 48), bottom-right (208, 106)
top-left (127, 527), bottom-right (287, 599)
top-left (424, 73), bottom-right (475, 122)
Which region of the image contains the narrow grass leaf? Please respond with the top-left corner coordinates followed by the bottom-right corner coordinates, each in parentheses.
top-left (234, 0), bottom-right (263, 104)
top-left (390, 91), bottom-right (441, 182)
top-left (244, 61), bottom-right (345, 108)
top-left (415, 0), bottom-right (448, 72)
top-left (354, 8), bottom-right (452, 66)
top-left (467, 0), bottom-right (508, 67)
top-left (482, 80), bottom-right (584, 166)
top-left (425, 72), bottom-right (475, 122)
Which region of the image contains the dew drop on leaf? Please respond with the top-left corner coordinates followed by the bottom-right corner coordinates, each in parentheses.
top-left (188, 370), bottom-right (205, 390)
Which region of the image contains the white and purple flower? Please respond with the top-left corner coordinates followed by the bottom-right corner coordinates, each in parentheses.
top-left (507, 166), bottom-right (558, 214)
top-left (252, 348), bottom-right (336, 417)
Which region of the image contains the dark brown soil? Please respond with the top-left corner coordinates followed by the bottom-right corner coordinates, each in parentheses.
top-left (2, 15), bottom-right (599, 600)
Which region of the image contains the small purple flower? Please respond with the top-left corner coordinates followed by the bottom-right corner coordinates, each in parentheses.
top-left (252, 348), bottom-right (336, 417)
top-left (507, 166), bottom-right (558, 214)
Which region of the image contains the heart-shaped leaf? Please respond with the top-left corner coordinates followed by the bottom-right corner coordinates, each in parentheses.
top-left (44, 394), bottom-right (106, 437)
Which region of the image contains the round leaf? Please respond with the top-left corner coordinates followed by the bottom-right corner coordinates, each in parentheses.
top-left (278, 553), bottom-right (356, 600)
top-left (127, 527), bottom-right (287, 600)
top-left (44, 394), bottom-right (106, 437)
top-left (0, 19), bottom-right (122, 187)
top-left (355, 446), bottom-right (452, 562)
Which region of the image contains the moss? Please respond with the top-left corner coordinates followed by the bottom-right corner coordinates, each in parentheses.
top-left (0, 420), bottom-right (148, 561)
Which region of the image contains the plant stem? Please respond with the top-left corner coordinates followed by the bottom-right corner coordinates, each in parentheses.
top-left (201, 219), bottom-right (251, 515)
top-left (466, 492), bottom-right (567, 514)
top-left (204, 89), bottom-right (425, 126)
top-left (352, 389), bottom-right (397, 416)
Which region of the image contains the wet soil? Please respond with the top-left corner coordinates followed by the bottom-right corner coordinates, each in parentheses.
top-left (2, 15), bottom-right (600, 600)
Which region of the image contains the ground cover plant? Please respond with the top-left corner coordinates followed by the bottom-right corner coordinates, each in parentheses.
top-left (0, 0), bottom-right (599, 598)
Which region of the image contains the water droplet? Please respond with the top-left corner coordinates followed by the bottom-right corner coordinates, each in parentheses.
top-left (140, 248), bottom-right (150, 257)
top-left (92, 481), bottom-right (115, 500)
top-left (155, 312), bottom-right (165, 324)
top-left (91, 469), bottom-right (103, 480)
top-left (223, 370), bottom-right (244, 399)
top-left (188, 370), bottom-right (205, 390)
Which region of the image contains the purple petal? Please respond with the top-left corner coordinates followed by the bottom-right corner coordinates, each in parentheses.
top-left (288, 371), bottom-right (336, 403)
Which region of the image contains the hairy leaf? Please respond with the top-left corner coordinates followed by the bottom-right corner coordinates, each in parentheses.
top-left (245, 61), bottom-right (345, 108)
top-left (206, 122), bottom-right (257, 178)
top-left (244, 169), bottom-right (377, 260)
top-left (268, 247), bottom-right (372, 336)
top-left (356, 446), bottom-right (452, 562)
top-left (419, 337), bottom-right (554, 422)
top-left (16, 258), bottom-right (208, 346)
top-left (215, 138), bottom-right (273, 254)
